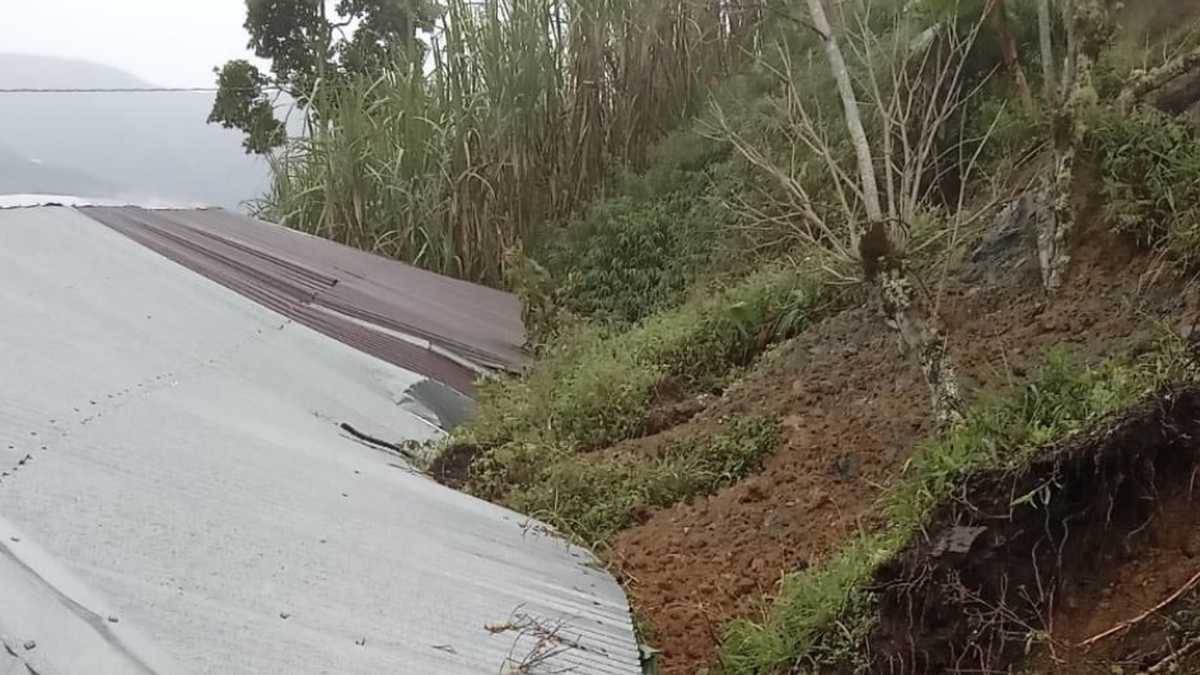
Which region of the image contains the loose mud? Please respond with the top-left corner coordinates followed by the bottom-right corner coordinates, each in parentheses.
top-left (609, 209), bottom-right (1195, 674)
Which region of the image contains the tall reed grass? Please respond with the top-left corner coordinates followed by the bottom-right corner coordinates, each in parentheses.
top-left (258, 0), bottom-right (775, 286)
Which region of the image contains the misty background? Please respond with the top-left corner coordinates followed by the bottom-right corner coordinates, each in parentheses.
top-left (0, 1), bottom-right (292, 210)
top-left (0, 54), bottom-right (278, 210)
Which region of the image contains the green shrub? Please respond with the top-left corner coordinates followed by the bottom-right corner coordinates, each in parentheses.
top-left (466, 320), bottom-right (656, 452)
top-left (552, 196), bottom-right (699, 324)
top-left (972, 93), bottom-right (1047, 167)
top-left (1089, 106), bottom-right (1200, 263)
top-left (631, 128), bottom-right (731, 198)
top-left (507, 415), bottom-right (780, 547)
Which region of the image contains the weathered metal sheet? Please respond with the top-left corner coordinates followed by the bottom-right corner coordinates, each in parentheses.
top-left (0, 207), bottom-right (639, 674)
top-left (78, 206), bottom-right (528, 396)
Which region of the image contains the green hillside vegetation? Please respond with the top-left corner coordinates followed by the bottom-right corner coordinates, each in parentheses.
top-left (216, 0), bottom-right (1200, 672)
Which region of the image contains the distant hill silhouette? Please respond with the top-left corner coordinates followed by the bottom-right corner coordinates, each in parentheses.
top-left (0, 142), bottom-right (123, 198)
top-left (0, 54), bottom-right (271, 209)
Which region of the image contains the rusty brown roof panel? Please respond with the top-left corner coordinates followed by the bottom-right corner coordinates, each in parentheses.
top-left (78, 206), bottom-right (527, 396)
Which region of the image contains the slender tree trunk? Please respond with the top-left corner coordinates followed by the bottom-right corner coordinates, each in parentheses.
top-left (862, 224), bottom-right (966, 426)
top-left (990, 0), bottom-right (1035, 110)
top-left (1037, 0), bottom-right (1057, 99)
top-left (805, 0), bottom-right (882, 225)
top-left (805, 0), bottom-right (964, 426)
top-left (1040, 0), bottom-right (1110, 293)
top-left (1064, 0), bottom-right (1078, 85)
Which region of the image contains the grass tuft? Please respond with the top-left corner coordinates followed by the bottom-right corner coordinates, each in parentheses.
top-left (459, 266), bottom-right (829, 493)
top-left (507, 415), bottom-right (781, 547)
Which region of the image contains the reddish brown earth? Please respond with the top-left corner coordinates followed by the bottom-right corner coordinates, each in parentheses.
top-left (607, 208), bottom-right (1195, 674)
top-left (1027, 490), bottom-right (1200, 674)
top-left (863, 381), bottom-right (1200, 675)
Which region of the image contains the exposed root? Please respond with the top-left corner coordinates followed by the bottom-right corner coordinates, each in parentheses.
top-left (1140, 634), bottom-right (1200, 674)
top-left (1077, 568), bottom-right (1200, 648)
top-left (866, 385), bottom-right (1200, 674)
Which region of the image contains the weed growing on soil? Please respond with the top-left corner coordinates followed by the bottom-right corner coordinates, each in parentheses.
top-left (888, 349), bottom-right (1155, 529)
top-left (718, 347), bottom-right (1186, 675)
top-left (458, 267), bottom-right (828, 498)
top-left (720, 532), bottom-right (898, 675)
top-left (1088, 106), bottom-right (1200, 264)
top-left (505, 415), bottom-right (780, 548)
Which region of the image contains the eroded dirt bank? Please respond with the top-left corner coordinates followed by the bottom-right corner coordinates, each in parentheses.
top-left (610, 210), bottom-right (1194, 673)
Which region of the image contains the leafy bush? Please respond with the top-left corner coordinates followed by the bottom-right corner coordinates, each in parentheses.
top-left (631, 128), bottom-right (731, 198)
top-left (541, 129), bottom-right (738, 326)
top-left (972, 93), bottom-right (1047, 167)
top-left (507, 415), bottom-right (780, 547)
top-left (718, 347), bottom-right (1179, 674)
top-left (552, 197), bottom-right (700, 324)
top-left (464, 321), bottom-right (661, 457)
top-left (1089, 106), bottom-right (1200, 263)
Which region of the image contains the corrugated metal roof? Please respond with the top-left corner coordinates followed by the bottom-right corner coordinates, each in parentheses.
top-left (0, 207), bottom-right (639, 674)
top-left (78, 206), bottom-right (528, 397)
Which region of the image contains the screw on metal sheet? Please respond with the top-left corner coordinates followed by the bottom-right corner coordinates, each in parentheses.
top-left (10, 538), bottom-right (19, 543)
top-left (355, 637), bottom-right (367, 647)
top-left (106, 616), bottom-right (119, 624)
top-left (279, 612), bottom-right (291, 620)
top-left (22, 641), bottom-right (34, 651)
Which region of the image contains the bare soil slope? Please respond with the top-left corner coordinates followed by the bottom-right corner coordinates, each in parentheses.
top-left (609, 207), bottom-right (1195, 673)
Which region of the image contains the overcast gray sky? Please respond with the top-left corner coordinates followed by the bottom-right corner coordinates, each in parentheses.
top-left (10, 0), bottom-right (259, 87)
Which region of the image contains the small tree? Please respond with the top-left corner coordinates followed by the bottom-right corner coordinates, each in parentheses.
top-left (1037, 0), bottom-right (1056, 98)
top-left (709, 1), bottom-right (1002, 425)
top-left (1038, 0), bottom-right (1113, 292)
top-left (208, 0), bottom-right (438, 155)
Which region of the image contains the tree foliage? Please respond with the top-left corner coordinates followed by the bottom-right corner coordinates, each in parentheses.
top-left (210, 0), bottom-right (437, 154)
top-left (208, 60), bottom-right (286, 154)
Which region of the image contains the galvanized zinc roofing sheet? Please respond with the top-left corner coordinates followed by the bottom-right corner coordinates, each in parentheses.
top-left (0, 207), bottom-right (639, 674)
top-left (78, 206), bottom-right (528, 397)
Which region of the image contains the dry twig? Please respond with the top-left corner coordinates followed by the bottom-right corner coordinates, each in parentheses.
top-left (1141, 633), bottom-right (1200, 674)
